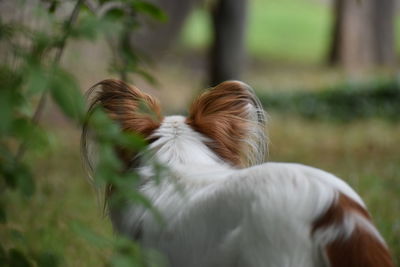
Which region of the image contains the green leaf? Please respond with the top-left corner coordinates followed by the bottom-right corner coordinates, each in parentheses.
top-left (35, 251), bottom-right (60, 267)
top-left (50, 68), bottom-right (85, 122)
top-left (2, 164), bottom-right (18, 190)
top-left (89, 109), bottom-right (121, 142)
top-left (10, 229), bottom-right (25, 242)
top-left (47, 0), bottom-right (59, 13)
top-left (12, 119), bottom-right (50, 153)
top-left (8, 248), bottom-right (32, 267)
top-left (0, 244), bottom-right (6, 266)
top-left (132, 1), bottom-right (168, 22)
top-left (29, 32), bottom-right (56, 62)
top-left (110, 178), bottom-right (163, 224)
top-left (0, 22), bottom-right (14, 40)
top-left (70, 14), bottom-right (100, 40)
top-left (0, 146), bottom-right (16, 188)
top-left (135, 69), bottom-right (157, 85)
top-left (119, 132), bottom-right (147, 151)
top-left (109, 236), bottom-right (144, 267)
top-left (2, 159), bottom-right (35, 196)
top-left (103, 8), bottom-right (125, 21)
top-left (96, 144), bottom-right (122, 176)
top-left (0, 66), bottom-right (23, 134)
top-left (11, 119), bottom-right (33, 138)
top-left (0, 202), bottom-right (6, 224)
top-left (110, 254), bottom-right (138, 267)
top-left (15, 163), bottom-right (35, 197)
top-left (24, 65), bottom-right (49, 95)
top-left (72, 13), bottom-right (124, 40)
top-left (0, 90), bottom-right (14, 134)
top-left (71, 222), bottom-right (113, 248)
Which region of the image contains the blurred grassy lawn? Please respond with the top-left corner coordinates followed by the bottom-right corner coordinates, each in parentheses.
top-left (182, 0), bottom-right (400, 64)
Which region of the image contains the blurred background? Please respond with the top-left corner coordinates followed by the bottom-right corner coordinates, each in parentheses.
top-left (0, 0), bottom-right (399, 266)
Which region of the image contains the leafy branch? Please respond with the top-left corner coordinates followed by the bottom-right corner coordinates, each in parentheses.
top-left (16, 0), bottom-right (85, 161)
top-left (0, 0), bottom-right (167, 266)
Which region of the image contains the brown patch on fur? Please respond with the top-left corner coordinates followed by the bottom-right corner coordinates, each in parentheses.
top-left (312, 193), bottom-right (393, 267)
top-left (312, 193), bottom-right (371, 230)
top-left (186, 81), bottom-right (262, 167)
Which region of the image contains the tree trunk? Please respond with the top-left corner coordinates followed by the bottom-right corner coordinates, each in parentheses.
top-left (328, 0), bottom-right (344, 66)
top-left (372, 0), bottom-right (396, 65)
top-left (128, 0), bottom-right (249, 86)
top-left (328, 0), bottom-right (396, 70)
top-left (130, 0), bottom-right (200, 57)
top-left (209, 0), bottom-right (248, 86)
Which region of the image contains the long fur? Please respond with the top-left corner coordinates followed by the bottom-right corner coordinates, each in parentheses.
top-left (81, 79), bottom-right (163, 173)
top-left (187, 81), bottom-right (267, 167)
top-left (81, 79), bottom-right (393, 267)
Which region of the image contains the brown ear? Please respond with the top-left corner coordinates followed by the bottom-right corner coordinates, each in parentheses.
top-left (186, 81), bottom-right (267, 167)
top-left (82, 79), bottom-right (163, 169)
top-left (81, 79), bottom-right (163, 210)
top-left (87, 79), bottom-right (162, 137)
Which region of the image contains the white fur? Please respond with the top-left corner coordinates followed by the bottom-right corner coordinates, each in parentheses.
top-left (110, 115), bottom-right (383, 267)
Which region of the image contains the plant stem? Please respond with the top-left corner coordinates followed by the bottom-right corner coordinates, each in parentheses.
top-left (16, 0), bottom-right (84, 161)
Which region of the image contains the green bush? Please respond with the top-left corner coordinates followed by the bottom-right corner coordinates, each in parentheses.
top-left (258, 79), bottom-right (400, 121)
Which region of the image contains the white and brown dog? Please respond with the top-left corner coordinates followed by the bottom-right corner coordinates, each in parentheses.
top-left (82, 79), bottom-right (393, 267)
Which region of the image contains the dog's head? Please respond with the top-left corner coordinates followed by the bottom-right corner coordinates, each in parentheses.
top-left (82, 79), bottom-right (267, 171)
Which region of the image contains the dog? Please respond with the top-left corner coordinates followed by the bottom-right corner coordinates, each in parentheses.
top-left (82, 79), bottom-right (393, 267)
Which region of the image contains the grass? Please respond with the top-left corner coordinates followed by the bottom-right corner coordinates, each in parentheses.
top-left (1, 115), bottom-right (399, 266)
top-left (247, 0), bottom-right (331, 63)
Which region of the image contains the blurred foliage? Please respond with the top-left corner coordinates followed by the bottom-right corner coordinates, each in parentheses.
top-left (0, 0), bottom-right (165, 266)
top-left (258, 79), bottom-right (400, 121)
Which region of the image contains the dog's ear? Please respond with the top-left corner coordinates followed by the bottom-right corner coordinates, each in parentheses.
top-left (187, 81), bottom-right (267, 167)
top-left (81, 79), bottom-right (163, 211)
top-left (82, 79), bottom-right (163, 169)
top-left (87, 79), bottom-right (162, 137)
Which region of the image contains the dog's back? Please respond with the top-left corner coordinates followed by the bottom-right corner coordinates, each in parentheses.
top-left (110, 162), bottom-right (392, 267)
